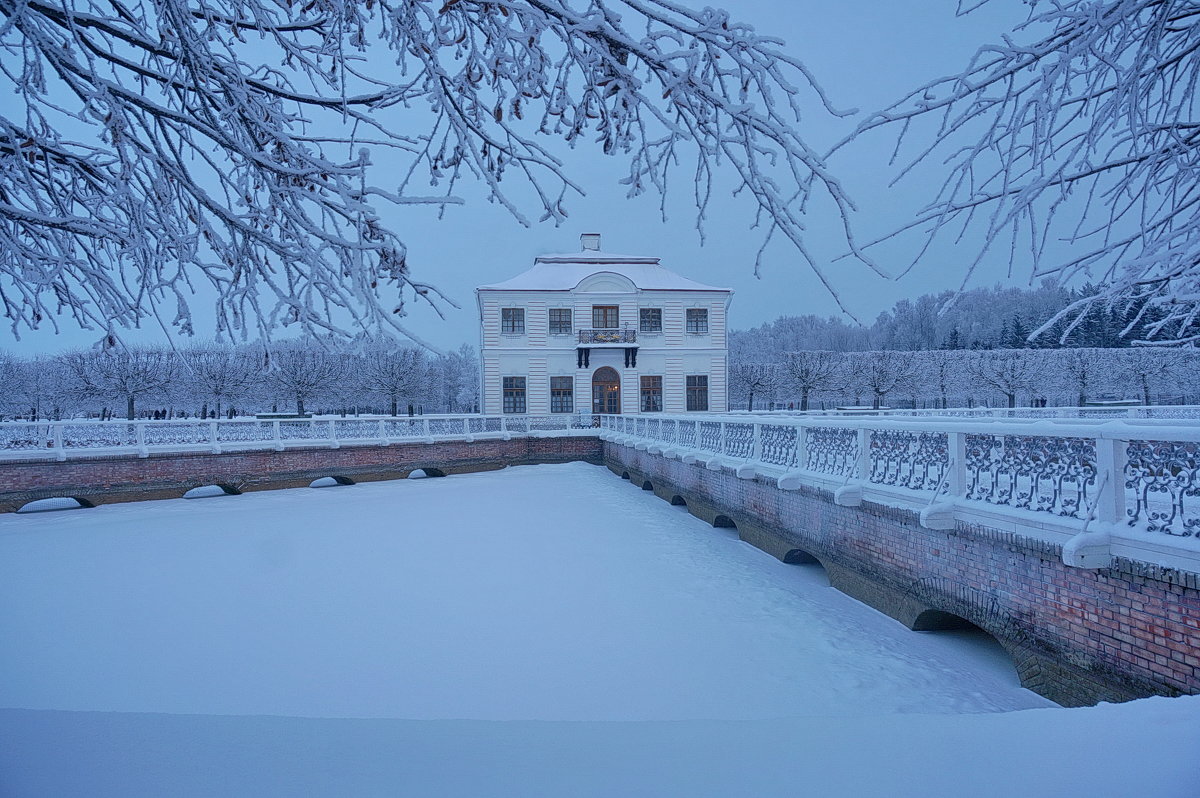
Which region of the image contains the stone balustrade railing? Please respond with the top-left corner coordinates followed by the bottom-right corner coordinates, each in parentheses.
top-left (727, 405), bottom-right (1200, 420)
top-left (6, 410), bottom-right (1199, 572)
top-left (598, 413), bottom-right (1200, 573)
top-left (0, 415), bottom-right (598, 461)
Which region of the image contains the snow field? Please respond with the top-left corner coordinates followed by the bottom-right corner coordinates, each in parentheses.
top-left (1, 461), bottom-right (1197, 797)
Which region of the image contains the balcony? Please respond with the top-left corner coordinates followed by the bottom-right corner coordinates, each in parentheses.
top-left (578, 328), bottom-right (637, 344)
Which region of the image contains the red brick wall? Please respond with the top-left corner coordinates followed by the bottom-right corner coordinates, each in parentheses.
top-left (0, 437), bottom-right (603, 510)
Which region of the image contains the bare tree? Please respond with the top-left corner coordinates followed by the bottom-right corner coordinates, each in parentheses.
top-left (844, 351), bottom-right (917, 409)
top-left (915, 350), bottom-right (969, 410)
top-left (729, 362), bottom-right (783, 411)
top-left (1054, 349), bottom-right (1112, 407)
top-left (782, 350), bottom-right (844, 411)
top-left (968, 350), bottom-right (1046, 409)
top-left (182, 342), bottom-right (260, 418)
top-left (432, 345), bottom-right (479, 413)
top-left (0, 350), bottom-right (20, 419)
top-left (1114, 348), bottom-right (1188, 406)
top-left (358, 345), bottom-right (429, 417)
top-left (265, 347), bottom-right (344, 416)
top-left (14, 355), bottom-right (73, 419)
top-left (63, 346), bottom-right (178, 419)
top-left (844, 1), bottom-right (1200, 344)
top-left (2, 0), bottom-right (862, 342)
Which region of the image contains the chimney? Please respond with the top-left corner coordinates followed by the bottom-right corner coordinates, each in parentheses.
top-left (580, 233), bottom-right (601, 252)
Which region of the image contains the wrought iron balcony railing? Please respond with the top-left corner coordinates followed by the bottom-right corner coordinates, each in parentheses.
top-left (578, 328), bottom-right (637, 344)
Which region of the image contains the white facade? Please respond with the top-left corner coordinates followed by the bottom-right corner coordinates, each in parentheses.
top-left (476, 235), bottom-right (733, 416)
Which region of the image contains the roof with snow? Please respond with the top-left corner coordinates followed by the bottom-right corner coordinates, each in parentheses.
top-left (476, 241), bottom-right (731, 293)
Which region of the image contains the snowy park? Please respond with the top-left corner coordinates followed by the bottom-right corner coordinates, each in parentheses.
top-left (2, 462), bottom-right (1197, 797)
top-left (3, 0), bottom-right (1200, 794)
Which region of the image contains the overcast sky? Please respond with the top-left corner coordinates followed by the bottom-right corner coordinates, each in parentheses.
top-left (2, 1), bottom-right (1035, 355)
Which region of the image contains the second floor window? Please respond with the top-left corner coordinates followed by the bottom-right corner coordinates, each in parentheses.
top-left (639, 308), bottom-right (662, 333)
top-left (640, 376), bottom-right (663, 412)
top-left (501, 308), bottom-right (525, 334)
top-left (686, 308), bottom-right (709, 334)
top-left (502, 377), bottom-right (526, 413)
top-left (549, 308), bottom-right (572, 335)
top-left (550, 377), bottom-right (574, 413)
top-left (592, 305), bottom-right (619, 329)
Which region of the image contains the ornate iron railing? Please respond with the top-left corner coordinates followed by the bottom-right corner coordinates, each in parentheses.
top-left (577, 328), bottom-right (637, 344)
top-left (597, 413), bottom-right (1200, 548)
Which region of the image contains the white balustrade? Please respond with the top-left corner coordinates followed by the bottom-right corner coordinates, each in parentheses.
top-left (599, 411), bottom-right (1200, 573)
top-left (5, 410), bottom-right (1199, 571)
top-left (0, 414), bottom-right (598, 461)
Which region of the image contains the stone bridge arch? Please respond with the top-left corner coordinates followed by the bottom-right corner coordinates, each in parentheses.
top-left (903, 576), bottom-right (1047, 691)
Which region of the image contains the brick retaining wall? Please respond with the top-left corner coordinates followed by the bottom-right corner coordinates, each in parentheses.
top-left (0, 437), bottom-right (603, 512)
top-left (606, 443), bottom-right (1200, 707)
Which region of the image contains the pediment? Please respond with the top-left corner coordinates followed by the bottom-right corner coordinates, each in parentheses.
top-left (575, 271), bottom-right (636, 293)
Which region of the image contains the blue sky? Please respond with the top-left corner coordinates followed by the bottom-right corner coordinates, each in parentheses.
top-left (2, 1), bottom-right (1034, 355)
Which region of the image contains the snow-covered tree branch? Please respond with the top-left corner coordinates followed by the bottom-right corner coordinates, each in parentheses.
top-left (1, 0), bottom-right (854, 342)
top-left (841, 0), bottom-right (1200, 344)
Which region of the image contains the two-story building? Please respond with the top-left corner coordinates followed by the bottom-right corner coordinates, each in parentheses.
top-left (476, 234), bottom-right (732, 415)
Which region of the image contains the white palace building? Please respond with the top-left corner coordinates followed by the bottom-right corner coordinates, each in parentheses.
top-left (476, 234), bottom-right (732, 416)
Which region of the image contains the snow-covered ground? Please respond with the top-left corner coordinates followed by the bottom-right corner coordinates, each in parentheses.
top-left (1, 462), bottom-right (1196, 797)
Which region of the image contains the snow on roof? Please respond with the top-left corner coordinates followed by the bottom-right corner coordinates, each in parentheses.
top-left (477, 250), bottom-right (731, 293)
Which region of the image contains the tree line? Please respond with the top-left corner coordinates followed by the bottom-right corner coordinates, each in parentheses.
top-left (727, 283), bottom-right (1200, 410)
top-left (0, 342), bottom-right (480, 422)
top-left (734, 282), bottom-right (1195, 358)
top-left (728, 347), bottom-right (1199, 411)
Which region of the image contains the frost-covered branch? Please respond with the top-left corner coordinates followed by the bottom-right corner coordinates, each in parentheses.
top-left (839, 0), bottom-right (1200, 344)
top-left (1, 0), bottom-right (855, 342)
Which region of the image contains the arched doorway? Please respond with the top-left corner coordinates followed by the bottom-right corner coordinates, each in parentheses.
top-left (592, 367), bottom-right (621, 414)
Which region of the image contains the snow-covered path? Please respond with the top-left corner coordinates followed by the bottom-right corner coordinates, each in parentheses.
top-left (1, 462), bottom-right (1196, 797)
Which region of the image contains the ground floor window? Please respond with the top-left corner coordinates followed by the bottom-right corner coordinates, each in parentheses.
top-left (686, 375), bottom-right (709, 411)
top-left (503, 377), bottom-right (527, 413)
top-left (640, 376), bottom-right (663, 412)
top-left (550, 377), bottom-right (574, 413)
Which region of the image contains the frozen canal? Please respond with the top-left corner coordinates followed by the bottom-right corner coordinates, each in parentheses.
top-left (1, 462), bottom-right (1196, 797)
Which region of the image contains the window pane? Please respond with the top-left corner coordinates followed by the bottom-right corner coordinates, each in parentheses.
top-left (686, 375), bottom-right (709, 411)
top-left (592, 306), bottom-right (618, 328)
top-left (502, 376), bottom-right (526, 413)
top-left (501, 308), bottom-right (525, 334)
top-left (550, 376), bottom-right (573, 413)
top-left (686, 308), bottom-right (708, 334)
top-left (640, 375), bottom-right (663, 412)
top-left (639, 308), bottom-right (662, 333)
top-left (549, 308), bottom-right (572, 335)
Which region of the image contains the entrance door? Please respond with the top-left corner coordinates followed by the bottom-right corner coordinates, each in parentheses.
top-left (592, 367), bottom-right (621, 414)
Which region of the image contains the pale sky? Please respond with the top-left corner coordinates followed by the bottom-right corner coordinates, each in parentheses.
top-left (2, 1), bottom-right (1035, 355)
